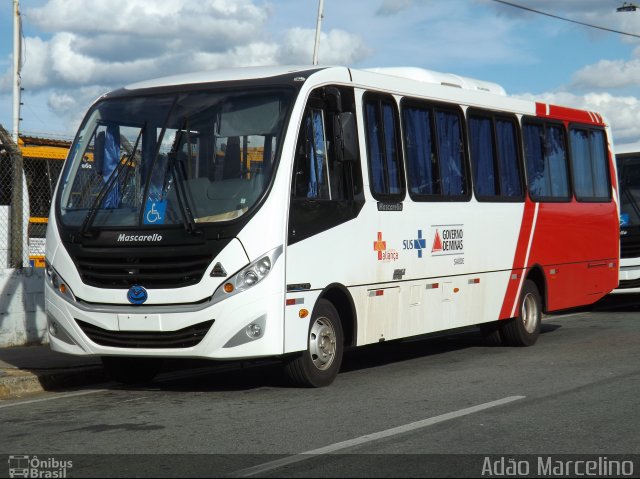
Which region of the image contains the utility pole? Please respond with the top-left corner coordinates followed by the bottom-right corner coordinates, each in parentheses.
top-left (10, 0), bottom-right (25, 268)
top-left (13, 0), bottom-right (21, 143)
top-left (312, 0), bottom-right (324, 65)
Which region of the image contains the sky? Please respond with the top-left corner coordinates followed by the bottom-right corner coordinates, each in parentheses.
top-left (1, 0), bottom-right (640, 147)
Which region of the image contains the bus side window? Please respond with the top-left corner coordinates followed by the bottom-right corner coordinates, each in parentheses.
top-left (523, 120), bottom-right (570, 201)
top-left (569, 127), bottom-right (611, 202)
top-left (363, 93), bottom-right (405, 201)
top-left (468, 111), bottom-right (523, 201)
top-left (435, 109), bottom-right (466, 197)
top-left (400, 98), bottom-right (469, 202)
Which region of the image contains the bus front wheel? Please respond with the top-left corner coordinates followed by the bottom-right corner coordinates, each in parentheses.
top-left (501, 280), bottom-right (541, 346)
top-left (284, 299), bottom-right (344, 388)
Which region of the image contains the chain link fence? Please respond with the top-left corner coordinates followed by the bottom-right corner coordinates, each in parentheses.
top-left (0, 124), bottom-right (68, 268)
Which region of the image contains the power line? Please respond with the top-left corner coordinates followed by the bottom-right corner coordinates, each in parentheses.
top-left (491, 0), bottom-right (640, 39)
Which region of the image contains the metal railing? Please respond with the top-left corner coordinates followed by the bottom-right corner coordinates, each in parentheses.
top-left (0, 124), bottom-right (68, 268)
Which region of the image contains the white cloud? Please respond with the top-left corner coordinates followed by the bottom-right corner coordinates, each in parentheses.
top-left (3, 0), bottom-right (638, 144)
top-left (278, 28), bottom-right (369, 65)
top-left (572, 59), bottom-right (640, 90)
top-left (21, 37), bottom-right (52, 89)
top-left (47, 85), bottom-right (111, 131)
top-left (27, 0), bottom-right (268, 48)
top-left (376, 0), bottom-right (412, 16)
top-left (47, 91), bottom-right (77, 114)
top-left (1, 0), bottom-right (372, 134)
top-left (9, 0), bottom-right (370, 95)
top-left (0, 36), bottom-right (53, 92)
top-left (190, 42), bottom-right (280, 69)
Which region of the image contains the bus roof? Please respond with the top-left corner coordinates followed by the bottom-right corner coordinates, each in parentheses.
top-left (124, 65), bottom-right (508, 95)
top-left (615, 142), bottom-right (640, 155)
top-left (364, 67), bottom-right (507, 96)
top-left (124, 65), bottom-right (322, 91)
top-left (118, 65), bottom-right (603, 125)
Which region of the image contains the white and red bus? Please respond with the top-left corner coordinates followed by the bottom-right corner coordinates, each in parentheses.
top-left (44, 66), bottom-right (619, 387)
top-left (615, 142), bottom-right (640, 293)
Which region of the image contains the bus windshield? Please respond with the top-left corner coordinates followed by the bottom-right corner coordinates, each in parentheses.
top-left (58, 87), bottom-right (294, 230)
top-left (618, 156), bottom-right (640, 227)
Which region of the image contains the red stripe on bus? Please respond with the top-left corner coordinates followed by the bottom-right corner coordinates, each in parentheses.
top-left (498, 200), bottom-right (537, 319)
top-left (536, 102), bottom-right (603, 124)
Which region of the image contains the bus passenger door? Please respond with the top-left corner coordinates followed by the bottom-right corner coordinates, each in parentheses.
top-left (287, 86), bottom-right (364, 246)
top-left (285, 86), bottom-right (365, 350)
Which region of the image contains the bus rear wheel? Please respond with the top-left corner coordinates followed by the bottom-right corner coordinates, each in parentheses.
top-left (101, 356), bottom-right (163, 384)
top-left (501, 280), bottom-right (541, 347)
top-left (284, 299), bottom-right (344, 388)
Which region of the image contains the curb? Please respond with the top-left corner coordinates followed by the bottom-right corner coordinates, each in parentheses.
top-left (0, 366), bottom-right (106, 400)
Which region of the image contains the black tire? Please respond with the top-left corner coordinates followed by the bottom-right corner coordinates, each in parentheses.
top-left (284, 299), bottom-right (344, 388)
top-left (479, 321), bottom-right (504, 346)
top-left (501, 280), bottom-right (541, 347)
top-left (101, 356), bottom-right (163, 384)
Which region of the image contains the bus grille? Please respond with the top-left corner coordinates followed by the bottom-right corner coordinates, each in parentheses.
top-left (76, 319), bottom-right (214, 349)
top-left (621, 233), bottom-right (640, 259)
top-left (72, 250), bottom-right (214, 289)
top-left (618, 278), bottom-right (640, 290)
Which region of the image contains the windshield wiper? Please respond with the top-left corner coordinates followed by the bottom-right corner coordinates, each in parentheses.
top-left (78, 127), bottom-right (145, 238)
top-left (167, 119), bottom-right (201, 236)
top-left (623, 186), bottom-right (640, 225)
top-left (117, 125), bottom-right (146, 204)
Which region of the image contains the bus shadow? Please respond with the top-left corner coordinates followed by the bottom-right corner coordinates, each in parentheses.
top-left (340, 322), bottom-right (561, 374)
top-left (591, 293), bottom-right (640, 312)
top-left (126, 323), bottom-right (563, 393)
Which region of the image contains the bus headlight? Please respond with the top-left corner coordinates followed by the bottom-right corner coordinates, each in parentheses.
top-left (45, 260), bottom-right (77, 303)
top-left (212, 246), bottom-right (282, 303)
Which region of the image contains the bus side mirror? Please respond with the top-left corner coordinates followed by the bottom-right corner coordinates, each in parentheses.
top-left (340, 112), bottom-right (358, 162)
top-left (324, 87), bottom-right (342, 113)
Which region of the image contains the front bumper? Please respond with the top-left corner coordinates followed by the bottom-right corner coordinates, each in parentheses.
top-left (45, 277), bottom-right (285, 360)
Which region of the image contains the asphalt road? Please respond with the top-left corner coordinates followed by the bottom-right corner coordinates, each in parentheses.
top-left (1, 295), bottom-right (639, 477)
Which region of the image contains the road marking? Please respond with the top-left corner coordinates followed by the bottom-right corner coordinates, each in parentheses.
top-left (0, 388), bottom-right (107, 410)
top-left (117, 396), bottom-right (151, 403)
top-left (230, 395), bottom-right (525, 477)
top-left (544, 312), bottom-right (586, 320)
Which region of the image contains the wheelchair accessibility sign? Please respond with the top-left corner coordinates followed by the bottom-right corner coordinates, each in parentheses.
top-left (143, 200), bottom-right (167, 225)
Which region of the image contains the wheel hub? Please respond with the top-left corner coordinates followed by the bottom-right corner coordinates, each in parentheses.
top-left (521, 292), bottom-right (539, 333)
top-left (309, 317), bottom-right (337, 371)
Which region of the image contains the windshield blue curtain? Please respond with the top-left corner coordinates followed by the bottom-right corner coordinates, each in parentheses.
top-left (103, 124), bottom-right (121, 208)
top-left (403, 107), bottom-right (435, 195)
top-left (312, 110), bottom-right (327, 198)
top-left (302, 111), bottom-right (327, 199)
top-left (496, 119), bottom-right (522, 197)
top-left (469, 116), bottom-right (495, 197)
top-left (305, 115), bottom-right (317, 198)
top-left (590, 130), bottom-right (609, 198)
top-left (436, 111), bottom-right (464, 196)
top-left (570, 129), bottom-right (592, 198)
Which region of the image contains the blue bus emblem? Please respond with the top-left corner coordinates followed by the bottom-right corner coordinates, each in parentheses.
top-left (620, 213), bottom-right (630, 227)
top-left (127, 285), bottom-right (148, 305)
